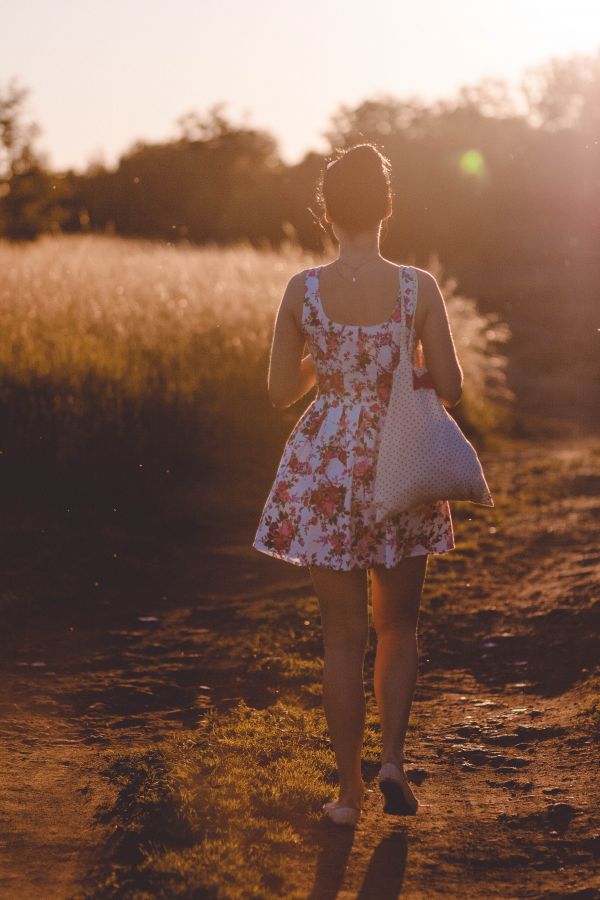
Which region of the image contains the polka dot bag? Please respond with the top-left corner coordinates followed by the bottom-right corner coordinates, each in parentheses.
top-left (373, 266), bottom-right (495, 523)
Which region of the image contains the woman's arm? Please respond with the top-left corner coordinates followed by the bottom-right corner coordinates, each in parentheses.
top-left (268, 273), bottom-right (317, 409)
top-left (418, 271), bottom-right (463, 408)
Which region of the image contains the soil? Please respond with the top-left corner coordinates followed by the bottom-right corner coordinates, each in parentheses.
top-left (0, 431), bottom-right (599, 898)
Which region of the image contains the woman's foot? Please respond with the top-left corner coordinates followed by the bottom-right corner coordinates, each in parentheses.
top-left (322, 778), bottom-right (366, 826)
top-left (378, 761), bottom-right (418, 815)
top-left (322, 801), bottom-right (362, 826)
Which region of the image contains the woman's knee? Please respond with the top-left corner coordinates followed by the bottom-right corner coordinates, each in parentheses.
top-left (373, 619), bottom-right (418, 642)
top-left (323, 624), bottom-right (369, 655)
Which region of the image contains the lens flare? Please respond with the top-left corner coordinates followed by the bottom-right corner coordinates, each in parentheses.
top-left (459, 149), bottom-right (487, 178)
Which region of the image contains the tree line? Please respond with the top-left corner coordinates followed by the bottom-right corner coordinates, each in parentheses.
top-left (1, 50), bottom-right (599, 275)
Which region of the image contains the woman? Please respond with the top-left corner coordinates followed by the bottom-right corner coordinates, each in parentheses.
top-left (252, 143), bottom-right (463, 826)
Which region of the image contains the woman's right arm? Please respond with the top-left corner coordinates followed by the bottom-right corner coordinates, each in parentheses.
top-left (267, 274), bottom-right (317, 409)
top-left (418, 272), bottom-right (463, 408)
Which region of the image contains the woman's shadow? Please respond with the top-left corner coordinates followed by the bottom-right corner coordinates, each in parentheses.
top-left (308, 825), bottom-right (409, 899)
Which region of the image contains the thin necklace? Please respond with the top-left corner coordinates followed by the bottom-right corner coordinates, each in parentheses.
top-left (335, 256), bottom-right (378, 284)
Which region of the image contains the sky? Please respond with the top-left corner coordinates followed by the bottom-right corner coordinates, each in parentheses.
top-left (2, 0), bottom-right (599, 173)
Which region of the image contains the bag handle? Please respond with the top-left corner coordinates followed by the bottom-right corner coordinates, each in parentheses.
top-left (399, 265), bottom-right (417, 355)
top-left (402, 266), bottom-right (436, 389)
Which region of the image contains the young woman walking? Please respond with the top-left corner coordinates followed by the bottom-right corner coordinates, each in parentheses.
top-left (252, 143), bottom-right (463, 826)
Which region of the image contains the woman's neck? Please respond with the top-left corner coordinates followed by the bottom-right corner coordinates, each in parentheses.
top-left (337, 233), bottom-right (382, 266)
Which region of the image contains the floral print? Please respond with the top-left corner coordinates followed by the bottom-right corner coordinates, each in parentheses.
top-left (252, 265), bottom-right (455, 570)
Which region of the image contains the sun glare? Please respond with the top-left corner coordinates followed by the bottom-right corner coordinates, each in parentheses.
top-left (459, 149), bottom-right (487, 179)
top-left (463, 0), bottom-right (600, 63)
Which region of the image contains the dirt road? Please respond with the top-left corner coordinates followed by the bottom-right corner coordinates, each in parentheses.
top-left (0, 434), bottom-right (598, 898)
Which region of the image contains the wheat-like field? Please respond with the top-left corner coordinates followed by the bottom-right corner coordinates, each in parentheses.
top-left (0, 234), bottom-right (513, 488)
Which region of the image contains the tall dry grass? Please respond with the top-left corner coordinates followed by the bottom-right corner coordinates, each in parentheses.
top-left (0, 234), bottom-right (513, 507)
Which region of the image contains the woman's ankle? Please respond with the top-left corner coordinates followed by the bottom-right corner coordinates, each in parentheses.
top-left (381, 753), bottom-right (405, 769)
top-left (339, 773), bottom-right (365, 791)
top-left (337, 786), bottom-right (366, 807)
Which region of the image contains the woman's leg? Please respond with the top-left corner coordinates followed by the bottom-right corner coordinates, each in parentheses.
top-left (371, 554), bottom-right (428, 775)
top-left (309, 564), bottom-right (369, 808)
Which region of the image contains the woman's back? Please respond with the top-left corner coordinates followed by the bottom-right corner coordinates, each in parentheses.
top-left (302, 263), bottom-right (412, 408)
top-left (314, 261), bottom-right (412, 328)
top-left (294, 260), bottom-right (461, 409)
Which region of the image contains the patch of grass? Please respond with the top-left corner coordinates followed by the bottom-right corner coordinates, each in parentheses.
top-left (92, 698), bottom-right (388, 898)
top-left (88, 578), bottom-right (430, 897)
top-left (85, 580), bottom-right (436, 898)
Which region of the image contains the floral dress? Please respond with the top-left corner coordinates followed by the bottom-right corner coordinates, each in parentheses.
top-left (252, 264), bottom-right (455, 570)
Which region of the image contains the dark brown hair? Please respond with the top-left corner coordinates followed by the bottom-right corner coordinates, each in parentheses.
top-left (313, 142), bottom-right (392, 236)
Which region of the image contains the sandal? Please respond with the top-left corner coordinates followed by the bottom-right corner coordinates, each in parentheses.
top-left (378, 762), bottom-right (419, 816)
top-left (322, 800), bottom-right (362, 827)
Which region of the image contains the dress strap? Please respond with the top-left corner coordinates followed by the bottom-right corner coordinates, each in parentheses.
top-left (400, 266), bottom-right (419, 355)
top-left (304, 268), bottom-right (319, 299)
top-left (302, 267), bottom-right (320, 331)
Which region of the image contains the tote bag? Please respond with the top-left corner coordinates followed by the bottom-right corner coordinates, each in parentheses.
top-left (373, 266), bottom-right (494, 524)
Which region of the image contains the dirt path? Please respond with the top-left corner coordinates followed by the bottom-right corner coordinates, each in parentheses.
top-left (303, 437), bottom-right (600, 898)
top-left (0, 434), bottom-right (598, 897)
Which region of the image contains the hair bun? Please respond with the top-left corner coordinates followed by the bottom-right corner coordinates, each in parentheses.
top-left (346, 144), bottom-right (380, 159)
top-left (314, 141), bottom-right (392, 237)
top-left (335, 144), bottom-right (381, 169)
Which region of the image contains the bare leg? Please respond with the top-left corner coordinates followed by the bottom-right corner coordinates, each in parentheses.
top-left (371, 554), bottom-right (428, 804)
top-left (309, 564), bottom-right (369, 809)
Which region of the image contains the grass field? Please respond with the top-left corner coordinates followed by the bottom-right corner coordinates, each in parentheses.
top-left (0, 233), bottom-right (513, 514)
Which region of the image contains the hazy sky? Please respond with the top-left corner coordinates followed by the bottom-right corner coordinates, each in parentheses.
top-left (2, 0), bottom-right (599, 173)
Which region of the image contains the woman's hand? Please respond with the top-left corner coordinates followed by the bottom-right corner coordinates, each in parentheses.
top-left (270, 351), bottom-right (317, 410)
top-left (299, 352), bottom-right (317, 391)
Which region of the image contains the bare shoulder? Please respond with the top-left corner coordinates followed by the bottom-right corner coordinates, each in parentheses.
top-left (279, 269), bottom-right (308, 329)
top-left (288, 268), bottom-right (308, 303)
top-left (412, 266), bottom-right (442, 298)
top-left (412, 266), bottom-right (450, 318)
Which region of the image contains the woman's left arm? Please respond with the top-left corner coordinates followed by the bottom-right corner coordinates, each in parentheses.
top-left (268, 273), bottom-right (317, 409)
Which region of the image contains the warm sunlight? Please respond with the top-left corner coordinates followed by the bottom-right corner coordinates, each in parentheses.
top-left (2, 0), bottom-right (599, 170)
top-left (1, 1), bottom-right (599, 896)
top-left (461, 0), bottom-right (600, 61)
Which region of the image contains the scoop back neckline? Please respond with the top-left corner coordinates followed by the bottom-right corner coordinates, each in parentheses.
top-left (314, 264), bottom-right (403, 330)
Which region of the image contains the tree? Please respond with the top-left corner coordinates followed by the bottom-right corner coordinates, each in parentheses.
top-left (0, 78), bottom-right (41, 180)
top-left (0, 77), bottom-right (72, 239)
top-left (520, 50), bottom-right (600, 132)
